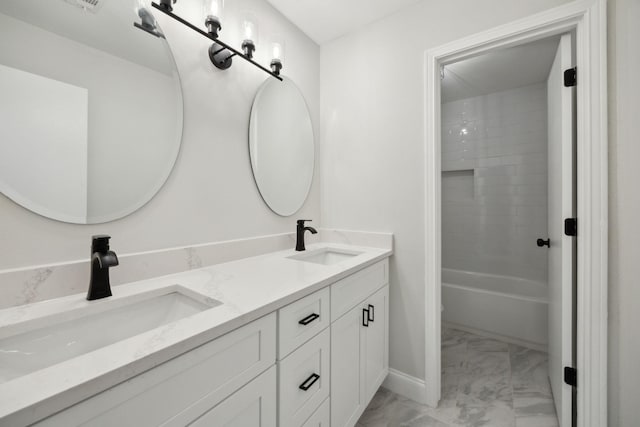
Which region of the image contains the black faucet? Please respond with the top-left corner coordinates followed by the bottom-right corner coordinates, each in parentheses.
top-left (87, 235), bottom-right (119, 301)
top-left (296, 220), bottom-right (318, 251)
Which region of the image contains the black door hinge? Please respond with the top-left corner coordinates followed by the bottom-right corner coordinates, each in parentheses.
top-left (564, 366), bottom-right (577, 387)
top-left (564, 67), bottom-right (577, 87)
top-left (564, 218), bottom-right (577, 236)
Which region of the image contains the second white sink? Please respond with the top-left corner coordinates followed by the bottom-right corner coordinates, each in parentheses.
top-left (288, 247), bottom-right (363, 266)
top-left (0, 286), bottom-right (220, 384)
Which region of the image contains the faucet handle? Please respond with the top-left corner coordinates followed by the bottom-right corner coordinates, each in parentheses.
top-left (297, 219), bottom-right (312, 226)
top-left (92, 235), bottom-right (111, 253)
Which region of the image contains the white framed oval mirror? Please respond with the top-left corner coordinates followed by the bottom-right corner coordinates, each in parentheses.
top-left (249, 77), bottom-right (314, 216)
top-left (0, 0), bottom-right (183, 224)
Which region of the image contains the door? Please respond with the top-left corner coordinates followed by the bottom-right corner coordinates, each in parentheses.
top-left (363, 285), bottom-right (389, 402)
top-left (331, 305), bottom-right (365, 427)
top-left (547, 33), bottom-right (576, 427)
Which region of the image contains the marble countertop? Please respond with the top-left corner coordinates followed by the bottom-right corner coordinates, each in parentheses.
top-left (0, 243), bottom-right (392, 426)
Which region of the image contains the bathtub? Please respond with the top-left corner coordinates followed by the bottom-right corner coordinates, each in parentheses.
top-left (442, 268), bottom-right (548, 348)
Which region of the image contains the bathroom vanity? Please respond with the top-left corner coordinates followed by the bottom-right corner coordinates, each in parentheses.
top-left (0, 244), bottom-right (391, 427)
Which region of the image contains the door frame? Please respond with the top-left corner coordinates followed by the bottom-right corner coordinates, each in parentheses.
top-left (423, 1), bottom-right (607, 426)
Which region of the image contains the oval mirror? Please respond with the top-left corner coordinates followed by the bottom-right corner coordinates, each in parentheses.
top-left (249, 77), bottom-right (314, 216)
top-left (0, 0), bottom-right (183, 224)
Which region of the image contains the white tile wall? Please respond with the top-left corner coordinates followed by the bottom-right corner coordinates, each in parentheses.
top-left (441, 83), bottom-right (548, 283)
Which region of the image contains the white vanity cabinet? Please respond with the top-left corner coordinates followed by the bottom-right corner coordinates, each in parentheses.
top-left (27, 257), bottom-right (390, 427)
top-left (330, 262), bottom-right (389, 427)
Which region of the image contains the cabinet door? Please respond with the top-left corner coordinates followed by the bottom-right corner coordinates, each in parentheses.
top-left (330, 305), bottom-right (365, 427)
top-left (301, 398), bottom-right (330, 427)
top-left (363, 285), bottom-right (389, 401)
top-left (188, 366), bottom-right (276, 427)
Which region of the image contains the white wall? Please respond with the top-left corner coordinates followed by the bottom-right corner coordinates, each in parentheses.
top-left (608, 0), bottom-right (640, 425)
top-left (441, 83), bottom-right (548, 283)
top-left (0, 0), bottom-right (320, 269)
top-left (320, 0), bottom-right (571, 380)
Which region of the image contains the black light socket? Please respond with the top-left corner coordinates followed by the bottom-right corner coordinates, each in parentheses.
top-left (158, 0), bottom-right (175, 12)
top-left (242, 40), bottom-right (256, 59)
top-left (205, 16), bottom-right (222, 38)
top-left (270, 59), bottom-right (282, 76)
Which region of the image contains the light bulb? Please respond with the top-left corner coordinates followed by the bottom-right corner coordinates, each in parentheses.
top-left (272, 42), bottom-right (284, 62)
top-left (242, 13), bottom-right (258, 44)
top-left (203, 0), bottom-right (223, 20)
top-left (244, 20), bottom-right (256, 42)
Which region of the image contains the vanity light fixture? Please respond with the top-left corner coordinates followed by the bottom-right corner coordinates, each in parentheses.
top-left (270, 41), bottom-right (284, 76)
top-left (151, 0), bottom-right (282, 80)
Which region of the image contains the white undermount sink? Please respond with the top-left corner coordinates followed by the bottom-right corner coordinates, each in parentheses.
top-left (0, 286), bottom-right (220, 384)
top-left (288, 247), bottom-right (364, 266)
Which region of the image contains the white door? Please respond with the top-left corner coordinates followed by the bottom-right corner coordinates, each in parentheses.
top-left (547, 33), bottom-right (575, 427)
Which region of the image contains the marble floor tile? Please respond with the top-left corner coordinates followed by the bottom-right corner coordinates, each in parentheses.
top-left (467, 335), bottom-right (510, 353)
top-left (358, 328), bottom-right (559, 427)
top-left (509, 344), bottom-right (552, 396)
top-left (513, 394), bottom-right (558, 419)
top-left (515, 415), bottom-right (559, 427)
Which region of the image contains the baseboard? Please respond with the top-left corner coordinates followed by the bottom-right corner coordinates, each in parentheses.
top-left (382, 368), bottom-right (428, 405)
top-left (443, 321), bottom-right (548, 353)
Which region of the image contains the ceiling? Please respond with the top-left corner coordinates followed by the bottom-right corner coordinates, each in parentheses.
top-left (0, 0), bottom-right (175, 75)
top-left (265, 0), bottom-right (422, 44)
top-left (441, 36), bottom-right (561, 103)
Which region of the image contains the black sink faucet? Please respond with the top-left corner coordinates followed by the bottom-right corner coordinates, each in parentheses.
top-left (87, 235), bottom-right (119, 301)
top-left (296, 220), bottom-right (318, 251)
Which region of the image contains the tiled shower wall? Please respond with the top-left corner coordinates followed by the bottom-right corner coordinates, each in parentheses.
top-left (441, 83), bottom-right (548, 283)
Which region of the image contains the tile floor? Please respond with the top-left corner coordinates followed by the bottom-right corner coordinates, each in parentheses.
top-left (357, 328), bottom-right (559, 427)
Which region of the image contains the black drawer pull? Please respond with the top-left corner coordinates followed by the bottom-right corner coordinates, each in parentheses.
top-left (298, 313), bottom-right (320, 326)
top-left (299, 373), bottom-right (320, 391)
top-left (368, 304), bottom-right (375, 322)
top-left (362, 308), bottom-right (369, 327)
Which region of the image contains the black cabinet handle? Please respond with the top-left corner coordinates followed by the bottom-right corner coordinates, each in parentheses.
top-left (298, 313), bottom-right (320, 325)
top-left (362, 308), bottom-right (369, 327)
top-left (537, 238), bottom-right (550, 247)
top-left (299, 373), bottom-right (320, 391)
top-left (368, 304), bottom-right (375, 322)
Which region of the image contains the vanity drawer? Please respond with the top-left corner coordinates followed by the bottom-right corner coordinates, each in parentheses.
top-left (301, 397), bottom-right (330, 427)
top-left (331, 259), bottom-right (388, 321)
top-left (34, 313), bottom-right (276, 427)
top-left (278, 287), bottom-right (330, 359)
top-left (279, 328), bottom-right (330, 427)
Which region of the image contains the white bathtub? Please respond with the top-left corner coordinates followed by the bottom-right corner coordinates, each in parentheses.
top-left (442, 268), bottom-right (548, 348)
